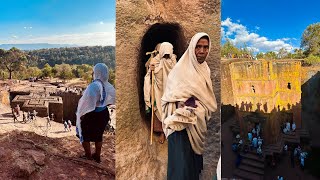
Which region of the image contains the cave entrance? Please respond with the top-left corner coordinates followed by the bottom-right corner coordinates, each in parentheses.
top-left (137, 22), bottom-right (187, 126)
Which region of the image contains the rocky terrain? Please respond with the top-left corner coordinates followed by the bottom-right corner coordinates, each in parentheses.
top-left (0, 80), bottom-right (115, 180)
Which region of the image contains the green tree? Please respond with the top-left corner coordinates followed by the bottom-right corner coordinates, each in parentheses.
top-left (292, 48), bottom-right (305, 59)
top-left (277, 48), bottom-right (288, 59)
top-left (256, 52), bottom-right (265, 59)
top-left (305, 54), bottom-right (320, 65)
top-left (28, 67), bottom-right (42, 78)
top-left (221, 39), bottom-right (241, 58)
top-left (285, 52), bottom-right (294, 59)
top-left (75, 64), bottom-right (92, 78)
top-left (265, 51), bottom-right (277, 60)
top-left (42, 63), bottom-right (53, 78)
top-left (0, 49), bottom-right (6, 78)
top-left (0, 47), bottom-right (27, 79)
top-left (15, 66), bottom-right (27, 80)
top-left (301, 23), bottom-right (320, 56)
top-left (55, 64), bottom-right (74, 81)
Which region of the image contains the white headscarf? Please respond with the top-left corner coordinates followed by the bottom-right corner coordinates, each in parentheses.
top-left (161, 32), bottom-right (217, 154)
top-left (158, 42), bottom-right (174, 59)
top-left (76, 63), bottom-right (115, 143)
top-left (162, 32), bottom-right (216, 114)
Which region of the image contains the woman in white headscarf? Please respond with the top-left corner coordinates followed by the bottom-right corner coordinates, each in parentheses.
top-left (76, 63), bottom-right (115, 163)
top-left (162, 32), bottom-right (217, 179)
top-left (144, 42), bottom-right (177, 143)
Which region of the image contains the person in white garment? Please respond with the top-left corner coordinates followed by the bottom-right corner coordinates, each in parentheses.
top-left (76, 63), bottom-right (115, 163)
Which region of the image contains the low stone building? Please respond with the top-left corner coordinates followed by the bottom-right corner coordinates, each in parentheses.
top-left (11, 93), bottom-right (63, 123)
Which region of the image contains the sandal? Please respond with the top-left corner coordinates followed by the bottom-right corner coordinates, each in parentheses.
top-left (92, 153), bottom-right (101, 163)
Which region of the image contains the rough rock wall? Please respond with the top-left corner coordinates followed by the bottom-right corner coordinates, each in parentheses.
top-left (221, 61), bottom-right (234, 105)
top-left (227, 60), bottom-right (302, 144)
top-left (301, 65), bottom-right (320, 146)
top-left (230, 60), bottom-right (301, 114)
top-left (51, 92), bottom-right (81, 124)
top-left (116, 0), bottom-right (220, 179)
top-left (0, 90), bottom-right (10, 106)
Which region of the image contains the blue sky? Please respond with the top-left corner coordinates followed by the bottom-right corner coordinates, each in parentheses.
top-left (0, 0), bottom-right (115, 46)
top-left (221, 0), bottom-right (320, 53)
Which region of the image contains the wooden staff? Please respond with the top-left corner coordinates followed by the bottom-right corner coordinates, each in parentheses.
top-left (150, 70), bottom-right (155, 145)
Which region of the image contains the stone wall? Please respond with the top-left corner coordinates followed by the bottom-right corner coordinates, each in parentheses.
top-left (10, 93), bottom-right (63, 122)
top-left (116, 0), bottom-right (221, 179)
top-left (51, 92), bottom-right (81, 124)
top-left (301, 65), bottom-right (320, 146)
top-left (224, 60), bottom-right (302, 144)
top-left (221, 60), bottom-right (235, 105)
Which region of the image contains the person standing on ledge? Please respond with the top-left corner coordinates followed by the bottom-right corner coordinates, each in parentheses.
top-left (162, 32), bottom-right (217, 179)
top-left (76, 63), bottom-right (115, 163)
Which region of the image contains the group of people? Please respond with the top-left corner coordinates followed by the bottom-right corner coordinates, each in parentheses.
top-left (12, 105), bottom-right (38, 124)
top-left (247, 124), bottom-right (264, 155)
top-left (232, 123), bottom-right (264, 160)
top-left (64, 87), bottom-right (83, 94)
top-left (143, 33), bottom-right (218, 179)
top-left (282, 121), bottom-right (296, 134)
top-left (63, 119), bottom-right (73, 131)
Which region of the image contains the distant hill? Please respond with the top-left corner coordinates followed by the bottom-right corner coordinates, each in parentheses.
top-left (27, 46), bottom-right (115, 69)
top-left (0, 43), bottom-right (77, 50)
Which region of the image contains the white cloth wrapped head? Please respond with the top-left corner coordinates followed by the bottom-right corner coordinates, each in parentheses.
top-left (159, 42), bottom-right (174, 59)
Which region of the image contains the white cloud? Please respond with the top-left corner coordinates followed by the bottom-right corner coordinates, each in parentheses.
top-left (12, 35), bottom-right (18, 39)
top-left (99, 21), bottom-right (104, 25)
top-left (221, 27), bottom-right (225, 40)
top-left (221, 18), bottom-right (294, 53)
top-left (3, 32), bottom-right (115, 46)
top-left (279, 38), bottom-right (290, 41)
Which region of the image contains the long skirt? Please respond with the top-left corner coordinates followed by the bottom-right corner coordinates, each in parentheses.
top-left (167, 129), bottom-right (203, 180)
top-left (81, 108), bottom-right (109, 142)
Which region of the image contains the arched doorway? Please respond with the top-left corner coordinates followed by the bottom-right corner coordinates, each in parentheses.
top-left (137, 22), bottom-right (187, 124)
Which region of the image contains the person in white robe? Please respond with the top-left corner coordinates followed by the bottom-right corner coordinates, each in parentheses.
top-left (144, 42), bottom-right (177, 143)
top-left (161, 32), bottom-right (217, 179)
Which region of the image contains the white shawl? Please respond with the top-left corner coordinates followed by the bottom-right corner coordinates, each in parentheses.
top-left (161, 32), bottom-right (217, 154)
top-left (76, 63), bottom-right (115, 143)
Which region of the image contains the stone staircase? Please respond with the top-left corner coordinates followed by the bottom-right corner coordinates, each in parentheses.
top-left (264, 129), bottom-right (310, 156)
top-left (233, 151), bottom-right (265, 180)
